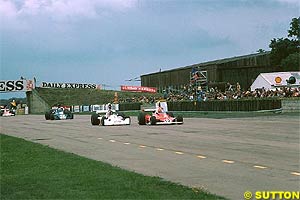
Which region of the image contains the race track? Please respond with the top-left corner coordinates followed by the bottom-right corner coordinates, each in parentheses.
top-left (1, 114), bottom-right (299, 200)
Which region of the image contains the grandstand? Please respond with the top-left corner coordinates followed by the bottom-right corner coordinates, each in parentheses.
top-left (141, 52), bottom-right (273, 92)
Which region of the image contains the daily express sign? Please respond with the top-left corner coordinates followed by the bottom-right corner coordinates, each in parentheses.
top-left (41, 82), bottom-right (100, 89)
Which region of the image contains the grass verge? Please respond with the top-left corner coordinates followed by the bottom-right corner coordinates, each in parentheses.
top-left (1, 134), bottom-right (225, 199)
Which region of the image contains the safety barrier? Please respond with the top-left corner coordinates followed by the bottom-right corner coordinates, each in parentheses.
top-left (42, 99), bottom-right (299, 113)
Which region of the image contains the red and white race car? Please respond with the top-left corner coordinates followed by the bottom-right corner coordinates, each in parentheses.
top-left (138, 101), bottom-right (183, 125)
top-left (0, 108), bottom-right (15, 117)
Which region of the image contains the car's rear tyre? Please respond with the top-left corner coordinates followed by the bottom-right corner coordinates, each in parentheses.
top-left (50, 113), bottom-right (55, 120)
top-left (150, 116), bottom-right (156, 125)
top-left (176, 115), bottom-right (183, 124)
top-left (138, 112), bottom-right (146, 125)
top-left (101, 116), bottom-right (106, 126)
top-left (91, 113), bottom-right (100, 125)
top-left (45, 112), bottom-right (50, 120)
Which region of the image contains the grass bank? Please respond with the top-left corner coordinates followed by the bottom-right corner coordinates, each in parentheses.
top-left (1, 134), bottom-right (225, 199)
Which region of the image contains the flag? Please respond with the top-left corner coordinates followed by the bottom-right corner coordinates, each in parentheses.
top-left (190, 68), bottom-right (199, 82)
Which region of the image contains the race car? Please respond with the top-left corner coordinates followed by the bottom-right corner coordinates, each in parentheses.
top-left (138, 101), bottom-right (183, 125)
top-left (45, 107), bottom-right (74, 120)
top-left (91, 110), bottom-right (131, 126)
top-left (0, 108), bottom-right (16, 117)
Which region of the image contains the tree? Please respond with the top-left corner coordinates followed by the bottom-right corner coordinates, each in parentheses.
top-left (269, 17), bottom-right (300, 69)
top-left (257, 49), bottom-right (266, 53)
top-left (288, 17), bottom-right (300, 40)
top-left (269, 38), bottom-right (298, 66)
top-left (280, 52), bottom-right (300, 71)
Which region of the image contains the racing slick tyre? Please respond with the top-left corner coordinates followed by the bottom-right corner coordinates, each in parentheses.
top-left (138, 112), bottom-right (146, 125)
top-left (100, 116), bottom-right (106, 126)
top-left (150, 116), bottom-right (157, 125)
top-left (45, 112), bottom-right (50, 120)
top-left (91, 113), bottom-right (100, 125)
top-left (50, 113), bottom-right (55, 120)
top-left (166, 112), bottom-right (174, 117)
top-left (176, 115), bottom-right (183, 124)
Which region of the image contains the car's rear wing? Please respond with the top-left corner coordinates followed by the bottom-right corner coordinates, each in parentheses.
top-left (95, 110), bottom-right (116, 114)
top-left (141, 101), bottom-right (168, 112)
top-left (143, 108), bottom-right (156, 112)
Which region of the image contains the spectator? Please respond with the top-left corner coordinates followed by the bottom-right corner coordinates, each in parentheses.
top-left (236, 82), bottom-right (241, 92)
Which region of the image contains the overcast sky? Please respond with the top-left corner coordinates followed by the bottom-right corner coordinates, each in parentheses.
top-left (0, 0), bottom-right (299, 98)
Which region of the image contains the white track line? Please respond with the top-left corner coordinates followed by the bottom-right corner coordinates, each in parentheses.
top-left (222, 160), bottom-right (235, 164)
top-left (253, 165), bottom-right (267, 169)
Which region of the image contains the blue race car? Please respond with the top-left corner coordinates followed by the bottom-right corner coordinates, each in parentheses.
top-left (45, 107), bottom-right (74, 120)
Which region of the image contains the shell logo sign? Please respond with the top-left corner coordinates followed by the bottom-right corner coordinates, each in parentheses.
top-left (275, 76), bottom-right (282, 84)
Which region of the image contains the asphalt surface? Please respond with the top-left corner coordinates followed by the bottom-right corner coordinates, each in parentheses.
top-left (1, 114), bottom-right (299, 200)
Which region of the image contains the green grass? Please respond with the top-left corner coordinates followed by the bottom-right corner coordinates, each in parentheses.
top-left (1, 134), bottom-right (225, 199)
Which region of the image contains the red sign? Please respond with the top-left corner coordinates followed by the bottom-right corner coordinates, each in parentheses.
top-left (26, 80), bottom-right (35, 91)
top-left (121, 85), bottom-right (157, 93)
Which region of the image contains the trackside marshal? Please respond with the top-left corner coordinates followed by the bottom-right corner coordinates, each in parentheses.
top-left (41, 82), bottom-right (100, 89)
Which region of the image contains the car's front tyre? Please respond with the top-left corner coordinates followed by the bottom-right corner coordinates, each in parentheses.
top-left (91, 113), bottom-right (100, 125)
top-left (150, 116), bottom-right (157, 125)
top-left (45, 112), bottom-right (50, 120)
top-left (138, 112), bottom-right (146, 125)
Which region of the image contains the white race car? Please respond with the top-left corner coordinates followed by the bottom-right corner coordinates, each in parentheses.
top-left (0, 108), bottom-right (15, 117)
top-left (91, 110), bottom-right (131, 126)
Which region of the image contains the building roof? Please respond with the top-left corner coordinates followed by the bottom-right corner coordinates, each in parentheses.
top-left (141, 51), bottom-right (270, 77)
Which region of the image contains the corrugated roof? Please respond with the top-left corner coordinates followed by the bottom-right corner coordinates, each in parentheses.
top-left (141, 51), bottom-right (270, 77)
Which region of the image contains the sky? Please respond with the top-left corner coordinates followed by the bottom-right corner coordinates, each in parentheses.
top-left (0, 0), bottom-right (299, 98)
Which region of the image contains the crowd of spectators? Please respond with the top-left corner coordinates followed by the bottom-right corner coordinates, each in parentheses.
top-left (118, 95), bottom-right (159, 104)
top-left (118, 82), bottom-right (300, 103)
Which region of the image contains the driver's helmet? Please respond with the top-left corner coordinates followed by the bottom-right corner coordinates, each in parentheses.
top-left (108, 103), bottom-right (112, 110)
